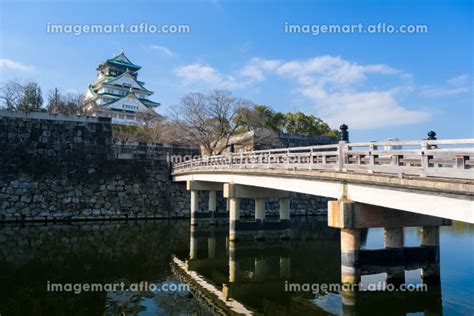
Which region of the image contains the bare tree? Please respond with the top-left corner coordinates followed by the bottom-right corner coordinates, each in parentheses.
top-left (81, 98), bottom-right (99, 116)
top-left (172, 90), bottom-right (253, 155)
top-left (159, 120), bottom-right (194, 145)
top-left (0, 81), bottom-right (23, 110)
top-left (135, 111), bottom-right (161, 128)
top-left (47, 89), bottom-right (90, 116)
top-left (252, 128), bottom-right (282, 150)
top-left (0, 80), bottom-right (43, 112)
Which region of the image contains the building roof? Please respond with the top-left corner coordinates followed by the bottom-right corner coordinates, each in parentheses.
top-left (103, 71), bottom-right (152, 93)
top-left (89, 73), bottom-right (153, 96)
top-left (140, 98), bottom-right (161, 107)
top-left (102, 90), bottom-right (159, 109)
top-left (99, 50), bottom-right (141, 70)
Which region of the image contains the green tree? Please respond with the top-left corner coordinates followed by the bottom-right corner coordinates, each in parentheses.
top-left (235, 105), bottom-right (274, 131)
top-left (235, 105), bottom-right (338, 137)
top-left (18, 82), bottom-right (43, 112)
top-left (281, 112), bottom-right (336, 136)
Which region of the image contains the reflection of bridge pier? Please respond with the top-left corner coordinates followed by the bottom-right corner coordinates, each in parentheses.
top-left (188, 224), bottom-right (228, 262)
top-left (227, 240), bottom-right (291, 284)
top-left (420, 226), bottom-right (441, 283)
top-left (180, 224), bottom-right (294, 313)
top-left (225, 239), bottom-right (292, 306)
top-left (329, 200), bottom-right (450, 285)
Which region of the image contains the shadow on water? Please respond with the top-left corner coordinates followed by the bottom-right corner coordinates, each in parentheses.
top-left (0, 218), bottom-right (472, 315)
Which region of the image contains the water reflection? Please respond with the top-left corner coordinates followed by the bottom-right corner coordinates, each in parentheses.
top-left (0, 218), bottom-right (472, 315)
top-left (0, 220), bottom-right (205, 315)
top-left (176, 217), bottom-right (449, 315)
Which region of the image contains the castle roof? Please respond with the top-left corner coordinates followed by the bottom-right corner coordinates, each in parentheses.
top-left (103, 90), bottom-right (160, 109)
top-left (98, 50), bottom-right (141, 71)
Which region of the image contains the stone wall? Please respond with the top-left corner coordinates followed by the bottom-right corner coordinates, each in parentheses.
top-left (0, 111), bottom-right (200, 222)
top-left (0, 111), bottom-right (329, 222)
top-left (277, 133), bottom-right (338, 148)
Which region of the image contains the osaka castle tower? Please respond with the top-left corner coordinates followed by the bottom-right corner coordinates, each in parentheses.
top-left (85, 49), bottom-right (161, 125)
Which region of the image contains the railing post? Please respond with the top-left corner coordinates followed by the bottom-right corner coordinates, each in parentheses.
top-left (456, 155), bottom-right (468, 170)
top-left (337, 142), bottom-right (345, 171)
top-left (421, 131), bottom-right (438, 176)
top-left (421, 142), bottom-right (429, 177)
top-left (336, 124), bottom-right (349, 171)
top-left (310, 147), bottom-right (314, 170)
top-left (368, 143), bottom-right (378, 173)
top-left (286, 149), bottom-right (290, 169)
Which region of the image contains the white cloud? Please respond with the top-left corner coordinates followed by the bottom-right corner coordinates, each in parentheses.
top-left (149, 45), bottom-right (175, 57)
top-left (0, 58), bottom-right (35, 72)
top-left (301, 87), bottom-right (430, 129)
top-left (421, 86), bottom-right (470, 97)
top-left (267, 55), bottom-right (426, 129)
top-left (239, 58), bottom-right (282, 81)
top-left (173, 55), bottom-right (431, 129)
top-left (447, 74), bottom-right (469, 86)
top-left (174, 57), bottom-right (283, 89)
top-left (174, 64), bottom-right (249, 89)
top-left (276, 55), bottom-right (399, 86)
top-left (421, 74), bottom-right (471, 97)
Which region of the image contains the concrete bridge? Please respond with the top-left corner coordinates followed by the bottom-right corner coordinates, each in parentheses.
top-left (172, 128), bottom-right (473, 284)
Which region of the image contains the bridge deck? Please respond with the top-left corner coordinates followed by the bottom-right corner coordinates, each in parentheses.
top-left (172, 139), bottom-right (474, 223)
top-left (173, 168), bottom-right (473, 197)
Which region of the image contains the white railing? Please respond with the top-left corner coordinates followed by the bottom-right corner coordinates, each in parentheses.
top-left (172, 139), bottom-right (474, 180)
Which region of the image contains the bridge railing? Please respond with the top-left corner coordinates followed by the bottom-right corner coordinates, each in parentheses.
top-left (172, 139), bottom-right (474, 180)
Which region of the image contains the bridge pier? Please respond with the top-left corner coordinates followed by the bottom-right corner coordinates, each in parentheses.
top-left (190, 190), bottom-right (199, 226)
top-left (208, 190), bottom-right (217, 225)
top-left (341, 228), bottom-right (361, 284)
top-left (187, 181), bottom-right (224, 226)
top-left (329, 199), bottom-right (450, 285)
top-left (224, 183), bottom-right (291, 241)
top-left (279, 198), bottom-right (290, 240)
top-left (255, 198), bottom-right (265, 240)
top-left (229, 197), bottom-right (241, 241)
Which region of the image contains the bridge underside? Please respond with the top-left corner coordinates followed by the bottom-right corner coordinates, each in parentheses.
top-left (174, 169), bottom-right (473, 223)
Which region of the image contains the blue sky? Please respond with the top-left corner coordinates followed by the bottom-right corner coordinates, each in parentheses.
top-left (0, 0), bottom-right (472, 141)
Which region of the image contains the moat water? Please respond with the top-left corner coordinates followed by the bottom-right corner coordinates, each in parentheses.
top-left (0, 217), bottom-right (472, 315)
